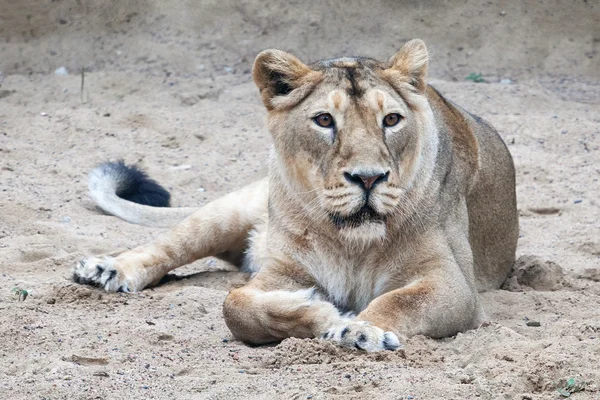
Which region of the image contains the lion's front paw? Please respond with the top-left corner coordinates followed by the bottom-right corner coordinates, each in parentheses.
top-left (322, 321), bottom-right (402, 352)
top-left (73, 257), bottom-right (134, 293)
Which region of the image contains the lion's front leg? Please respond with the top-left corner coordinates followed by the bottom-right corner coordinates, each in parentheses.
top-left (223, 269), bottom-right (401, 351)
top-left (356, 266), bottom-right (484, 339)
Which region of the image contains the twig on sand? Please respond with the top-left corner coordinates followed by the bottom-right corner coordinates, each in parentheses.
top-left (80, 67), bottom-right (85, 103)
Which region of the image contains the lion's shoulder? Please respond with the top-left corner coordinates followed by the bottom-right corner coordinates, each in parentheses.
top-left (426, 85), bottom-right (481, 185)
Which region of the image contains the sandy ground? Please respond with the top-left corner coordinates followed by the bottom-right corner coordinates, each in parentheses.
top-left (1, 1), bottom-right (599, 399)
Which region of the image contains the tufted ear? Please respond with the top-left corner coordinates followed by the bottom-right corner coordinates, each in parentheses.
top-left (387, 39), bottom-right (429, 92)
top-left (252, 49), bottom-right (320, 110)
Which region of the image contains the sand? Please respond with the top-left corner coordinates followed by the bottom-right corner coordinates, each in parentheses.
top-left (1, 1), bottom-right (599, 399)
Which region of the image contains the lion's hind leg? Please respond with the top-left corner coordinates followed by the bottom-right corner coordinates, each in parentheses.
top-left (74, 178), bottom-right (269, 292)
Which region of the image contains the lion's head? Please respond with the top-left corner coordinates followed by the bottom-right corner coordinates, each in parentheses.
top-left (253, 39), bottom-right (439, 243)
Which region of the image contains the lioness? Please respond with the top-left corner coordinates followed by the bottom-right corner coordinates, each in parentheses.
top-left (74, 39), bottom-right (518, 351)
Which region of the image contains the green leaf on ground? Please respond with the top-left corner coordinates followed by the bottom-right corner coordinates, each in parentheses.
top-left (465, 72), bottom-right (485, 83)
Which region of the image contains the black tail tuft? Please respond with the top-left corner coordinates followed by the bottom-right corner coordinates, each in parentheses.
top-left (104, 160), bottom-right (171, 207)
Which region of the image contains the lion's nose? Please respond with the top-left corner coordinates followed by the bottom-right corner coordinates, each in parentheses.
top-left (344, 170), bottom-right (389, 191)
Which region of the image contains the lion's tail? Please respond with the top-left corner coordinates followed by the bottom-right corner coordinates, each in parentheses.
top-left (88, 161), bottom-right (198, 228)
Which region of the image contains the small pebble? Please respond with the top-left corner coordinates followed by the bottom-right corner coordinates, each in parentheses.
top-left (526, 321), bottom-right (541, 327)
top-left (198, 187), bottom-right (206, 192)
top-left (54, 66), bottom-right (68, 76)
top-left (500, 78), bottom-right (512, 84)
top-left (170, 164), bottom-right (192, 170)
top-left (205, 259), bottom-right (217, 267)
top-left (574, 199), bottom-right (582, 204)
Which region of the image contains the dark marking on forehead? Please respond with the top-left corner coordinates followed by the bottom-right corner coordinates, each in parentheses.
top-left (345, 67), bottom-right (364, 97)
top-left (309, 56), bottom-right (388, 100)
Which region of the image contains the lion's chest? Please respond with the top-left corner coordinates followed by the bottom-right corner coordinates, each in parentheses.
top-left (298, 250), bottom-right (391, 313)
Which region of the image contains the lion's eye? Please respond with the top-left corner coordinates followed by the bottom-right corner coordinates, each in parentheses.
top-left (383, 113), bottom-right (402, 127)
top-left (314, 113), bottom-right (335, 128)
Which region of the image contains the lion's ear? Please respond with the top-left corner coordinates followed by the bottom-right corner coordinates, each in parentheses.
top-left (252, 49), bottom-right (318, 109)
top-left (387, 39), bottom-right (429, 92)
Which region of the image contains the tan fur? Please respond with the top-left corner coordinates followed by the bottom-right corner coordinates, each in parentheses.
top-left (74, 39), bottom-right (518, 351)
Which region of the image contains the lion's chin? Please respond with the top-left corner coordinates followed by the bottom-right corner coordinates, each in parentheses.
top-left (337, 220), bottom-right (387, 248)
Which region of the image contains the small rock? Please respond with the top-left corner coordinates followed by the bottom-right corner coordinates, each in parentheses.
top-left (40, 112), bottom-right (48, 117)
top-left (499, 10), bottom-right (506, 16)
top-left (526, 320), bottom-right (541, 327)
top-left (197, 187), bottom-right (206, 192)
top-left (528, 207), bottom-right (560, 215)
top-left (61, 216), bottom-right (71, 223)
top-left (224, 67), bottom-right (234, 73)
top-left (54, 66), bottom-right (68, 76)
top-left (46, 298), bottom-right (56, 304)
top-left (578, 268), bottom-right (600, 282)
top-left (574, 199), bottom-right (582, 204)
top-left (500, 78), bottom-right (512, 84)
top-left (205, 259), bottom-right (216, 267)
top-left (170, 164), bottom-right (192, 170)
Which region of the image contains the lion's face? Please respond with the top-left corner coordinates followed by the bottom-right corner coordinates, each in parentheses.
top-left (254, 40), bottom-right (435, 241)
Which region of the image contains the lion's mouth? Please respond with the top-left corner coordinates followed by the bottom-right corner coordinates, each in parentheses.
top-left (329, 205), bottom-right (386, 229)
